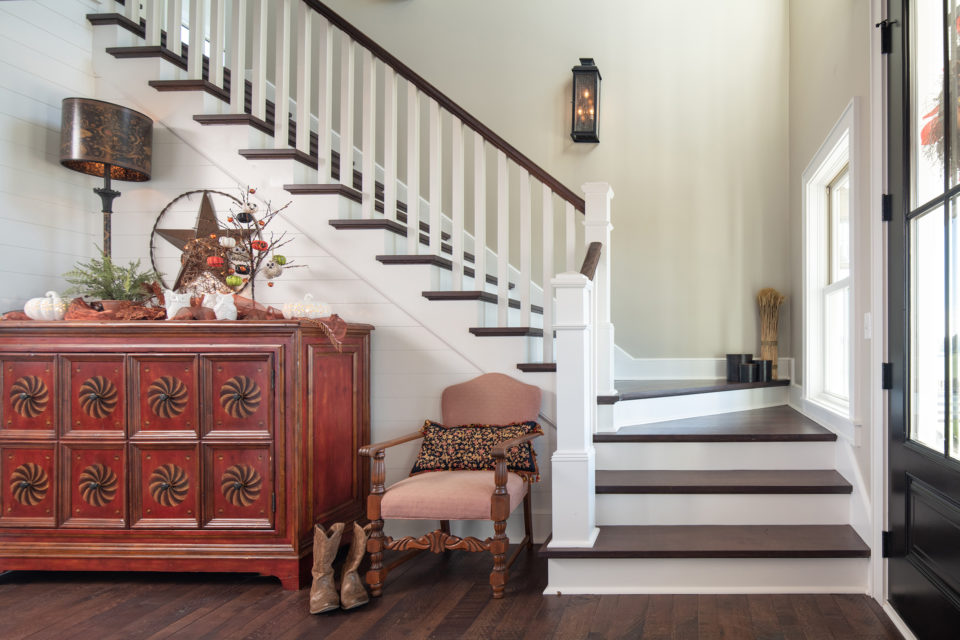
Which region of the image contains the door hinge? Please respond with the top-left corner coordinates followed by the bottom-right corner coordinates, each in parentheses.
top-left (881, 530), bottom-right (892, 557)
top-left (876, 19), bottom-right (897, 55)
top-left (881, 193), bottom-right (892, 222)
top-left (882, 362), bottom-right (893, 390)
top-left (272, 492), bottom-right (276, 513)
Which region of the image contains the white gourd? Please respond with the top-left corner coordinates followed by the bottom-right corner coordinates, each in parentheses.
top-left (23, 291), bottom-right (66, 321)
top-left (281, 294), bottom-right (329, 319)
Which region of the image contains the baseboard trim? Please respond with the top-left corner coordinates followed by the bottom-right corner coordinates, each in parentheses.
top-left (614, 347), bottom-right (795, 382)
top-left (881, 601), bottom-right (918, 640)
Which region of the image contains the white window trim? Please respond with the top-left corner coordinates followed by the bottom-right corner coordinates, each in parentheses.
top-left (801, 99), bottom-right (859, 438)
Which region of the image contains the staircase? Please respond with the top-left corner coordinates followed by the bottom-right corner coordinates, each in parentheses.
top-left (85, 0), bottom-right (870, 594)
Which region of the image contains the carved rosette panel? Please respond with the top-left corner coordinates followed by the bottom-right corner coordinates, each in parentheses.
top-left (148, 463), bottom-right (189, 507)
top-left (220, 464), bottom-right (262, 507)
top-left (10, 375), bottom-right (49, 419)
top-left (78, 376), bottom-right (118, 419)
top-left (219, 377), bottom-right (262, 419)
top-left (10, 462), bottom-right (49, 507)
top-left (78, 463), bottom-right (119, 507)
top-left (147, 376), bottom-right (188, 418)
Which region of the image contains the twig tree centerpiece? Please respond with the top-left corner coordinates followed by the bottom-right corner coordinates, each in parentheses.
top-left (757, 288), bottom-right (785, 379)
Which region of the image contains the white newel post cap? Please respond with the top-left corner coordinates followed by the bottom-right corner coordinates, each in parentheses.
top-left (551, 273), bottom-right (592, 328)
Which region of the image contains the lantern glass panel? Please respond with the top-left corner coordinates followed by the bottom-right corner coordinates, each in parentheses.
top-left (573, 73), bottom-right (597, 135)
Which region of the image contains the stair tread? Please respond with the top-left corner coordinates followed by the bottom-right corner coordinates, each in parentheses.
top-left (375, 254), bottom-right (515, 289)
top-left (598, 378), bottom-right (790, 404)
top-left (423, 291), bottom-right (544, 315)
top-left (539, 525), bottom-right (870, 558)
top-left (517, 362), bottom-right (556, 372)
top-left (595, 406), bottom-right (836, 442)
top-left (469, 327), bottom-right (543, 337)
top-left (595, 469), bottom-right (852, 493)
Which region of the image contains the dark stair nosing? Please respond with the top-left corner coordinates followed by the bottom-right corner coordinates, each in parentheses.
top-left (284, 183), bottom-right (362, 204)
top-left (326, 219), bottom-right (468, 263)
top-left (538, 525), bottom-right (870, 559)
top-left (594, 470), bottom-right (852, 494)
top-left (594, 406), bottom-right (838, 443)
top-left (422, 291), bottom-right (543, 315)
top-left (517, 363), bottom-right (556, 373)
top-left (375, 255), bottom-right (513, 289)
top-left (469, 327), bottom-right (543, 337)
top-left (106, 45), bottom-right (187, 70)
top-left (193, 113), bottom-right (274, 137)
top-left (598, 379), bottom-right (791, 405)
top-left (149, 79), bottom-right (229, 103)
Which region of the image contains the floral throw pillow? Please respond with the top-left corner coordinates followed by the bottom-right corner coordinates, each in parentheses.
top-left (410, 420), bottom-right (542, 481)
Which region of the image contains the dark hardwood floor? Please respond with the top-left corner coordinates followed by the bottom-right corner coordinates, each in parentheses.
top-left (0, 549), bottom-right (903, 639)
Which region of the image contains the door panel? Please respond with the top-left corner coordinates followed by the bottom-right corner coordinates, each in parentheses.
top-left (1, 445), bottom-right (55, 527)
top-left (61, 444), bottom-right (126, 528)
top-left (0, 356), bottom-right (56, 437)
top-left (888, 1), bottom-right (960, 636)
top-left (203, 354), bottom-right (274, 437)
top-left (62, 355), bottom-right (125, 437)
top-left (130, 355), bottom-right (199, 438)
top-left (203, 443), bottom-right (273, 529)
top-left (131, 444), bottom-right (200, 528)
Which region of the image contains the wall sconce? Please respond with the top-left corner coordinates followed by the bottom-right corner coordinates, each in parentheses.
top-left (571, 58), bottom-right (601, 143)
top-left (60, 98), bottom-right (153, 257)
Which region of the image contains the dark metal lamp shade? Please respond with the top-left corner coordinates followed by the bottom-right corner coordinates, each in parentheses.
top-left (59, 98), bottom-right (153, 256)
top-left (571, 58), bottom-right (601, 143)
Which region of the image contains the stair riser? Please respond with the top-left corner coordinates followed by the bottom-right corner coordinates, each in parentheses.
top-left (595, 494), bottom-right (850, 526)
top-left (545, 558), bottom-right (869, 594)
top-left (610, 386), bottom-right (790, 429)
top-left (595, 442), bottom-right (836, 470)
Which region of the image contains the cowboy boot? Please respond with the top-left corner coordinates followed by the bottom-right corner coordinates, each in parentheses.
top-left (340, 522), bottom-right (370, 610)
top-left (309, 522), bottom-right (344, 614)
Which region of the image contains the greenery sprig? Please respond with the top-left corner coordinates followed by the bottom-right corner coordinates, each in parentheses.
top-left (63, 248), bottom-right (158, 302)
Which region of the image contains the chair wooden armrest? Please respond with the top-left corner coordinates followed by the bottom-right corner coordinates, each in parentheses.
top-left (491, 431), bottom-right (542, 497)
top-left (359, 431), bottom-right (424, 457)
top-left (490, 431), bottom-right (542, 460)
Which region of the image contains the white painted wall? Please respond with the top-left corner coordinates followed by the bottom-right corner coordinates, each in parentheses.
top-left (322, 0), bottom-right (793, 360)
top-left (0, 0), bottom-right (102, 313)
top-left (787, 0), bottom-right (873, 487)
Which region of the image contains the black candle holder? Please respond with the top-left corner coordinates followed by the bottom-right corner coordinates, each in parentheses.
top-left (726, 354), bottom-right (753, 382)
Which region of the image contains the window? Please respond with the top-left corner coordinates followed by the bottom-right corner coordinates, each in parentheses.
top-left (802, 101), bottom-right (857, 420)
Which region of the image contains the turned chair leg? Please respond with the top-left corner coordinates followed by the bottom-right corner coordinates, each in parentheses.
top-left (365, 518), bottom-right (386, 597)
top-left (440, 520), bottom-right (451, 535)
top-left (522, 490), bottom-right (533, 549)
top-left (489, 518), bottom-right (508, 599)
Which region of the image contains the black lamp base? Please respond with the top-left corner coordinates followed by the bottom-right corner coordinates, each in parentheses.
top-left (93, 168), bottom-right (120, 257)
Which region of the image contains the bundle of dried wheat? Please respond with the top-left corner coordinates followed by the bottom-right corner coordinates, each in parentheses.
top-left (757, 287), bottom-right (785, 379)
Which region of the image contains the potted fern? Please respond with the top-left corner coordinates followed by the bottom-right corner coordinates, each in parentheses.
top-left (63, 249), bottom-right (158, 310)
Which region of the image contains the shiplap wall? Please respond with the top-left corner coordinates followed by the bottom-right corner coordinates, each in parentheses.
top-left (0, 0), bottom-right (551, 542)
top-left (0, 0), bottom-right (103, 312)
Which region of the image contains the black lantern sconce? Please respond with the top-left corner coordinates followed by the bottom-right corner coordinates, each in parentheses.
top-left (571, 58), bottom-right (601, 143)
top-left (60, 98), bottom-right (153, 257)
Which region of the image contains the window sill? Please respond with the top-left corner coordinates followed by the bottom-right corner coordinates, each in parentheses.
top-left (800, 393), bottom-right (856, 443)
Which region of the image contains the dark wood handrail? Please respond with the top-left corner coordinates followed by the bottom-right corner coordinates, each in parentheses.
top-left (580, 242), bottom-right (602, 281)
top-left (304, 0), bottom-right (585, 213)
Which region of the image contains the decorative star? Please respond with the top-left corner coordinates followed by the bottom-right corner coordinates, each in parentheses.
top-left (156, 191), bottom-right (251, 251)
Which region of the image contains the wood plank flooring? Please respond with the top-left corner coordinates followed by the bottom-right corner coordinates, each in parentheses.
top-left (0, 550), bottom-right (902, 639)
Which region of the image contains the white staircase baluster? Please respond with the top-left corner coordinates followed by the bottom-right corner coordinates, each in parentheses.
top-left (125, 0), bottom-right (140, 24)
top-left (382, 67), bottom-right (398, 222)
top-left (361, 49), bottom-right (376, 219)
top-left (583, 182), bottom-right (616, 399)
top-left (473, 132), bottom-right (487, 292)
top-left (519, 170), bottom-right (532, 327)
top-left (250, 0), bottom-right (268, 121)
top-left (406, 84), bottom-right (420, 254)
top-left (565, 201), bottom-right (576, 272)
top-left (165, 0), bottom-right (182, 57)
top-left (187, 0), bottom-right (204, 79)
top-left (315, 16), bottom-right (333, 181)
top-left (209, 0), bottom-right (226, 89)
top-left (146, 0), bottom-right (162, 46)
top-left (228, 0), bottom-right (246, 115)
top-left (451, 118), bottom-right (464, 291)
top-left (497, 150), bottom-right (509, 326)
top-left (339, 35), bottom-right (356, 188)
top-left (428, 100), bottom-right (442, 254)
top-left (294, 1), bottom-right (312, 154)
top-left (542, 185), bottom-right (555, 362)
top-left (273, 0), bottom-right (292, 148)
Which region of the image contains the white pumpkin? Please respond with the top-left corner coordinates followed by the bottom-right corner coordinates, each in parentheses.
top-left (23, 291), bottom-right (66, 321)
top-left (219, 236), bottom-right (237, 249)
top-left (281, 294), bottom-right (329, 319)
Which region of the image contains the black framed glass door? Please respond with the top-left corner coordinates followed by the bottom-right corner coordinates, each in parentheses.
top-left (888, 1), bottom-right (960, 637)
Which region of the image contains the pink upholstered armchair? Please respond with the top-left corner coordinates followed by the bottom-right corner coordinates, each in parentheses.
top-left (358, 373), bottom-right (542, 599)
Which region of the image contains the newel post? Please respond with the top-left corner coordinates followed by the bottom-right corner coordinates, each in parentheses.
top-left (582, 183), bottom-right (615, 398)
top-left (548, 272), bottom-right (599, 548)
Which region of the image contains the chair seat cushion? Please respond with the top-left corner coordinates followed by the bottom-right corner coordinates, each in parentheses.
top-left (380, 470), bottom-right (528, 520)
